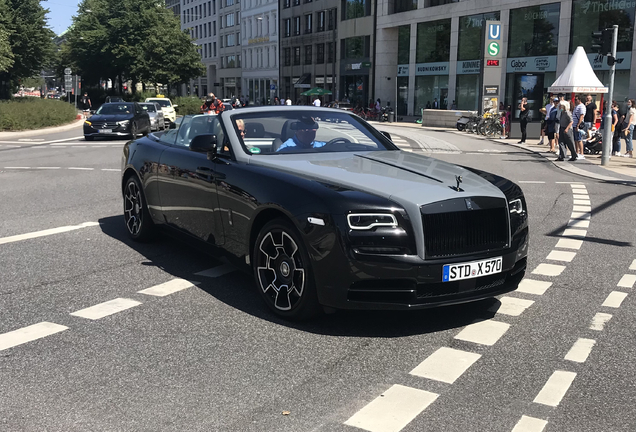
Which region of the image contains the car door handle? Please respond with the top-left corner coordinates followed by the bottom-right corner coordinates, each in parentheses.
top-left (196, 167), bottom-right (212, 175)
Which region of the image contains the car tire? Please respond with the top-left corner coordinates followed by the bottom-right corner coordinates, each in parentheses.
top-left (85, 136), bottom-right (94, 141)
top-left (123, 175), bottom-right (155, 242)
top-left (253, 219), bottom-right (321, 320)
top-left (130, 123), bottom-right (138, 139)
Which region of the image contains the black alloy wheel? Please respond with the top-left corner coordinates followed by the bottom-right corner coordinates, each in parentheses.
top-left (123, 176), bottom-right (155, 241)
top-left (253, 219), bottom-right (321, 320)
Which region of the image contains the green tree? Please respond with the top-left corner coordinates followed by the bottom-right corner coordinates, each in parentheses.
top-left (0, 0), bottom-right (55, 98)
top-left (0, 0), bottom-right (14, 74)
top-left (67, 0), bottom-right (204, 94)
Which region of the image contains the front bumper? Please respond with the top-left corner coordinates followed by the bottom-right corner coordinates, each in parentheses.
top-left (306, 221), bottom-right (529, 311)
top-left (84, 124), bottom-right (131, 137)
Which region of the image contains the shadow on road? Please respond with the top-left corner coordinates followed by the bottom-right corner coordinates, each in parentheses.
top-left (98, 214), bottom-right (501, 338)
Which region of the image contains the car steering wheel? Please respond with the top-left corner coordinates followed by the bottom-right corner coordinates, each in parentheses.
top-left (321, 138), bottom-right (352, 149)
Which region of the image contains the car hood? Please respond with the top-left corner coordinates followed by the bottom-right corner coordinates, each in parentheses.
top-left (90, 114), bottom-right (133, 122)
top-left (249, 151), bottom-right (505, 206)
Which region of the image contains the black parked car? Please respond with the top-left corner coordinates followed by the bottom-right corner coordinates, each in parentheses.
top-left (121, 107), bottom-right (528, 319)
top-left (84, 102), bottom-right (151, 140)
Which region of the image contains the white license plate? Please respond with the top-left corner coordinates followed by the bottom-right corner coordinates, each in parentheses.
top-left (98, 129), bottom-right (112, 133)
top-left (442, 257), bottom-right (503, 282)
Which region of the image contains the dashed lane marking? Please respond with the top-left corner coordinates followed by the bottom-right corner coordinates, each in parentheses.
top-left (555, 238), bottom-right (583, 250)
top-left (409, 347), bottom-right (481, 384)
top-left (532, 263), bottom-right (566, 277)
top-left (572, 194), bottom-right (589, 199)
top-left (194, 263), bottom-right (237, 278)
top-left (569, 184), bottom-right (587, 189)
top-left (0, 322), bottom-right (68, 352)
top-left (101, 168), bottom-right (119, 172)
top-left (0, 221), bottom-right (99, 246)
top-left (629, 259), bottom-right (636, 271)
top-left (518, 181), bottom-right (546, 184)
top-left (70, 298), bottom-right (142, 320)
top-left (68, 167), bottom-right (95, 170)
top-left (571, 212), bottom-right (591, 220)
top-left (617, 274), bottom-right (636, 288)
top-left (601, 291), bottom-right (628, 308)
top-left (564, 338), bottom-right (596, 363)
top-left (454, 319), bottom-right (510, 346)
top-left (573, 199), bottom-right (591, 206)
top-left (516, 279), bottom-right (552, 295)
top-left (138, 278), bottom-right (196, 297)
top-left (567, 219), bottom-right (590, 228)
top-left (489, 296), bottom-right (535, 316)
top-left (562, 229), bottom-right (587, 238)
top-left (589, 312), bottom-right (612, 331)
top-left (546, 250), bottom-right (576, 262)
top-left (510, 415), bottom-right (548, 432)
top-left (344, 384), bottom-right (439, 432)
top-left (572, 205), bottom-right (592, 213)
top-left (533, 370), bottom-right (577, 407)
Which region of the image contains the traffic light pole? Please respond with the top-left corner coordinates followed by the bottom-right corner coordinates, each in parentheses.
top-left (601, 25), bottom-right (618, 166)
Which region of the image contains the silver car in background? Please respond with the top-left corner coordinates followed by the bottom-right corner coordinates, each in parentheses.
top-left (140, 102), bottom-right (166, 131)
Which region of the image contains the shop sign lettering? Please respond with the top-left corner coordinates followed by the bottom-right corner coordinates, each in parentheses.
top-left (581, 0), bottom-right (636, 13)
top-left (458, 60), bottom-right (480, 74)
top-left (415, 62), bottom-right (449, 76)
top-left (397, 65), bottom-right (409, 76)
top-left (507, 56), bottom-right (557, 72)
top-left (525, 10), bottom-right (548, 20)
top-left (585, 51), bottom-right (632, 70)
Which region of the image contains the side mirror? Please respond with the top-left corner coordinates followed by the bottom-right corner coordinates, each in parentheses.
top-left (381, 131), bottom-right (392, 141)
top-left (190, 134), bottom-right (217, 153)
top-left (173, 104), bottom-right (178, 108)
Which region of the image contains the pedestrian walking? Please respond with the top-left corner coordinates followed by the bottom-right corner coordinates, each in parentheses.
top-left (573, 95), bottom-right (586, 159)
top-left (313, 97), bottom-right (321, 107)
top-left (556, 100), bottom-right (577, 161)
top-left (538, 98), bottom-right (554, 145)
top-left (80, 92), bottom-right (92, 118)
top-left (432, 98), bottom-right (440, 109)
top-left (623, 98), bottom-right (636, 158)
top-left (504, 105), bottom-right (511, 138)
top-left (546, 98), bottom-right (559, 153)
top-left (611, 101), bottom-right (622, 156)
top-left (518, 97), bottom-right (529, 144)
top-left (285, 96), bottom-right (292, 105)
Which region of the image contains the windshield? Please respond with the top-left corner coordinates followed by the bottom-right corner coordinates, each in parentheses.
top-left (96, 103), bottom-right (133, 115)
top-left (149, 99), bottom-right (172, 108)
top-left (140, 103), bottom-right (157, 112)
top-left (231, 110), bottom-right (395, 155)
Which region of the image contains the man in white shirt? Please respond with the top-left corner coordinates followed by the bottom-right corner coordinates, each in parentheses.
top-left (313, 97), bottom-right (321, 107)
top-left (285, 97), bottom-right (292, 105)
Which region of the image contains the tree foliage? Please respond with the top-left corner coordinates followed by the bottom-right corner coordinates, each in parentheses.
top-left (66, 0), bottom-right (204, 92)
top-left (0, 0), bottom-right (55, 98)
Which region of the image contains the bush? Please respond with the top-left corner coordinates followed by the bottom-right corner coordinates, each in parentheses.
top-left (174, 96), bottom-right (203, 115)
top-left (0, 98), bottom-right (78, 131)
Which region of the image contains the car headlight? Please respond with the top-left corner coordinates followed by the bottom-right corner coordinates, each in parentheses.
top-left (347, 213), bottom-right (398, 230)
top-left (118, 120), bottom-right (130, 126)
top-left (84, 120), bottom-right (91, 126)
top-left (509, 198), bottom-right (524, 214)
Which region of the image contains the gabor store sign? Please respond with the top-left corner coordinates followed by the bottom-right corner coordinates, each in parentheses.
top-left (506, 56), bottom-right (557, 73)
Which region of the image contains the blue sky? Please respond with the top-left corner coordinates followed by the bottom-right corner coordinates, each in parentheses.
top-left (44, 0), bottom-right (81, 36)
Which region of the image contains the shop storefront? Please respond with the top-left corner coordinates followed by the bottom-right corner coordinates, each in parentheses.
top-left (340, 36), bottom-right (372, 106)
top-left (505, 3), bottom-right (560, 121)
top-left (414, 19), bottom-right (451, 112)
top-left (456, 12), bottom-right (500, 111)
top-left (396, 25), bottom-right (410, 116)
top-left (246, 78), bottom-right (276, 105)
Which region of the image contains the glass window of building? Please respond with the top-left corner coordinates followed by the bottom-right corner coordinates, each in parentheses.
top-left (342, 37), bottom-right (364, 59)
top-left (284, 0), bottom-right (290, 7)
top-left (328, 9), bottom-right (336, 30)
top-left (317, 43), bottom-right (325, 63)
top-left (284, 47), bottom-right (291, 66)
top-left (397, 25), bottom-right (410, 117)
top-left (343, 0), bottom-right (370, 20)
top-left (570, 0), bottom-right (635, 53)
top-left (305, 13), bottom-right (312, 33)
top-left (305, 45), bottom-right (312, 64)
top-left (317, 11), bottom-right (326, 31)
top-left (397, 25), bottom-right (410, 65)
top-left (293, 46), bottom-right (301, 65)
top-left (508, 3), bottom-right (560, 57)
top-left (457, 12), bottom-right (500, 61)
top-left (416, 19), bottom-right (451, 63)
top-left (327, 42), bottom-right (334, 63)
top-left (391, 0), bottom-right (416, 15)
top-left (294, 16), bottom-right (301, 35)
top-left (284, 18), bottom-right (291, 37)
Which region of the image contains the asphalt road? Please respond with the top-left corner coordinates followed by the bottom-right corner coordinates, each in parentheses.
top-left (0, 124), bottom-right (634, 432)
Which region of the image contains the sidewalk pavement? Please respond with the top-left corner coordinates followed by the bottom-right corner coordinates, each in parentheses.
top-left (0, 118), bottom-right (84, 139)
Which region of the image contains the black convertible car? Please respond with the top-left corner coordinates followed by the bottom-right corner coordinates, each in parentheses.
top-left (85, 102), bottom-right (151, 140)
top-left (121, 107), bottom-right (528, 319)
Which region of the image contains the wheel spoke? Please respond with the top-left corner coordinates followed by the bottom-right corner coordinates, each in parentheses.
top-left (281, 232), bottom-right (298, 257)
top-left (259, 232), bottom-right (278, 260)
top-left (274, 285), bottom-right (292, 310)
top-left (257, 267), bottom-right (277, 293)
top-left (292, 269), bottom-right (305, 297)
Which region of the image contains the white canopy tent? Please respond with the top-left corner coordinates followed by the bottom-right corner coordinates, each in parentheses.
top-left (548, 46), bottom-right (608, 94)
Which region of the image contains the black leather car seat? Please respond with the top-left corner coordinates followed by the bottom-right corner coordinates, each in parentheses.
top-left (244, 122), bottom-right (265, 138)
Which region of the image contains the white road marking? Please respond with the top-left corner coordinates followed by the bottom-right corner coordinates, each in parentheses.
top-left (0, 221), bottom-right (99, 245)
top-left (569, 184), bottom-right (587, 189)
top-left (564, 338), bottom-right (596, 363)
top-left (101, 168), bottom-right (119, 172)
top-left (344, 384), bottom-right (439, 432)
top-left (589, 312), bottom-right (612, 331)
top-left (629, 259), bottom-right (636, 271)
top-left (602, 291), bottom-right (628, 308)
top-left (562, 229), bottom-right (587, 238)
top-left (546, 250), bottom-right (576, 262)
top-left (617, 274), bottom-right (636, 288)
top-left (489, 296), bottom-right (535, 316)
top-left (567, 219), bottom-right (590, 228)
top-left (572, 205), bottom-right (592, 212)
top-left (571, 212), bottom-right (591, 220)
top-left (556, 181), bottom-right (585, 184)
top-left (572, 193), bottom-right (589, 199)
top-left (518, 181), bottom-right (546, 184)
top-left (555, 238), bottom-right (583, 250)
top-left (194, 263), bottom-right (237, 277)
top-left (18, 138), bottom-right (45, 141)
top-left (70, 298), bottom-right (141, 320)
top-left (68, 167), bottom-right (95, 170)
top-left (454, 319), bottom-right (510, 346)
top-left (511, 415), bottom-right (548, 432)
top-left (409, 347), bottom-right (481, 384)
top-left (532, 263), bottom-right (566, 277)
top-left (573, 199), bottom-right (591, 205)
top-left (0, 322), bottom-right (68, 352)
top-left (533, 370), bottom-right (577, 407)
top-left (516, 279), bottom-right (552, 295)
top-left (3, 167), bottom-right (30, 169)
top-left (34, 167), bottom-right (61, 170)
top-left (138, 278), bottom-right (196, 297)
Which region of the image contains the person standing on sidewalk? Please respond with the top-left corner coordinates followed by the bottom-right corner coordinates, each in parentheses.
top-left (538, 98), bottom-right (553, 145)
top-left (546, 98), bottom-right (559, 153)
top-left (518, 97), bottom-right (529, 144)
top-left (557, 100), bottom-right (577, 161)
top-left (572, 95), bottom-right (586, 159)
top-left (584, 94), bottom-right (597, 151)
top-left (623, 99), bottom-right (636, 158)
top-left (611, 101), bottom-right (622, 156)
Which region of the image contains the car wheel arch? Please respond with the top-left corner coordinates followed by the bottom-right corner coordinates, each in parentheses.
top-left (121, 168), bottom-right (138, 194)
top-left (248, 207), bottom-right (301, 263)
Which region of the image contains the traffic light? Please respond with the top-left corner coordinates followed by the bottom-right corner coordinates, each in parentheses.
top-left (591, 28), bottom-right (613, 55)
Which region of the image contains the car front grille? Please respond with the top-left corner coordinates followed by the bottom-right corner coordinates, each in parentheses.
top-left (421, 200), bottom-right (508, 259)
top-left (90, 121), bottom-right (119, 129)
